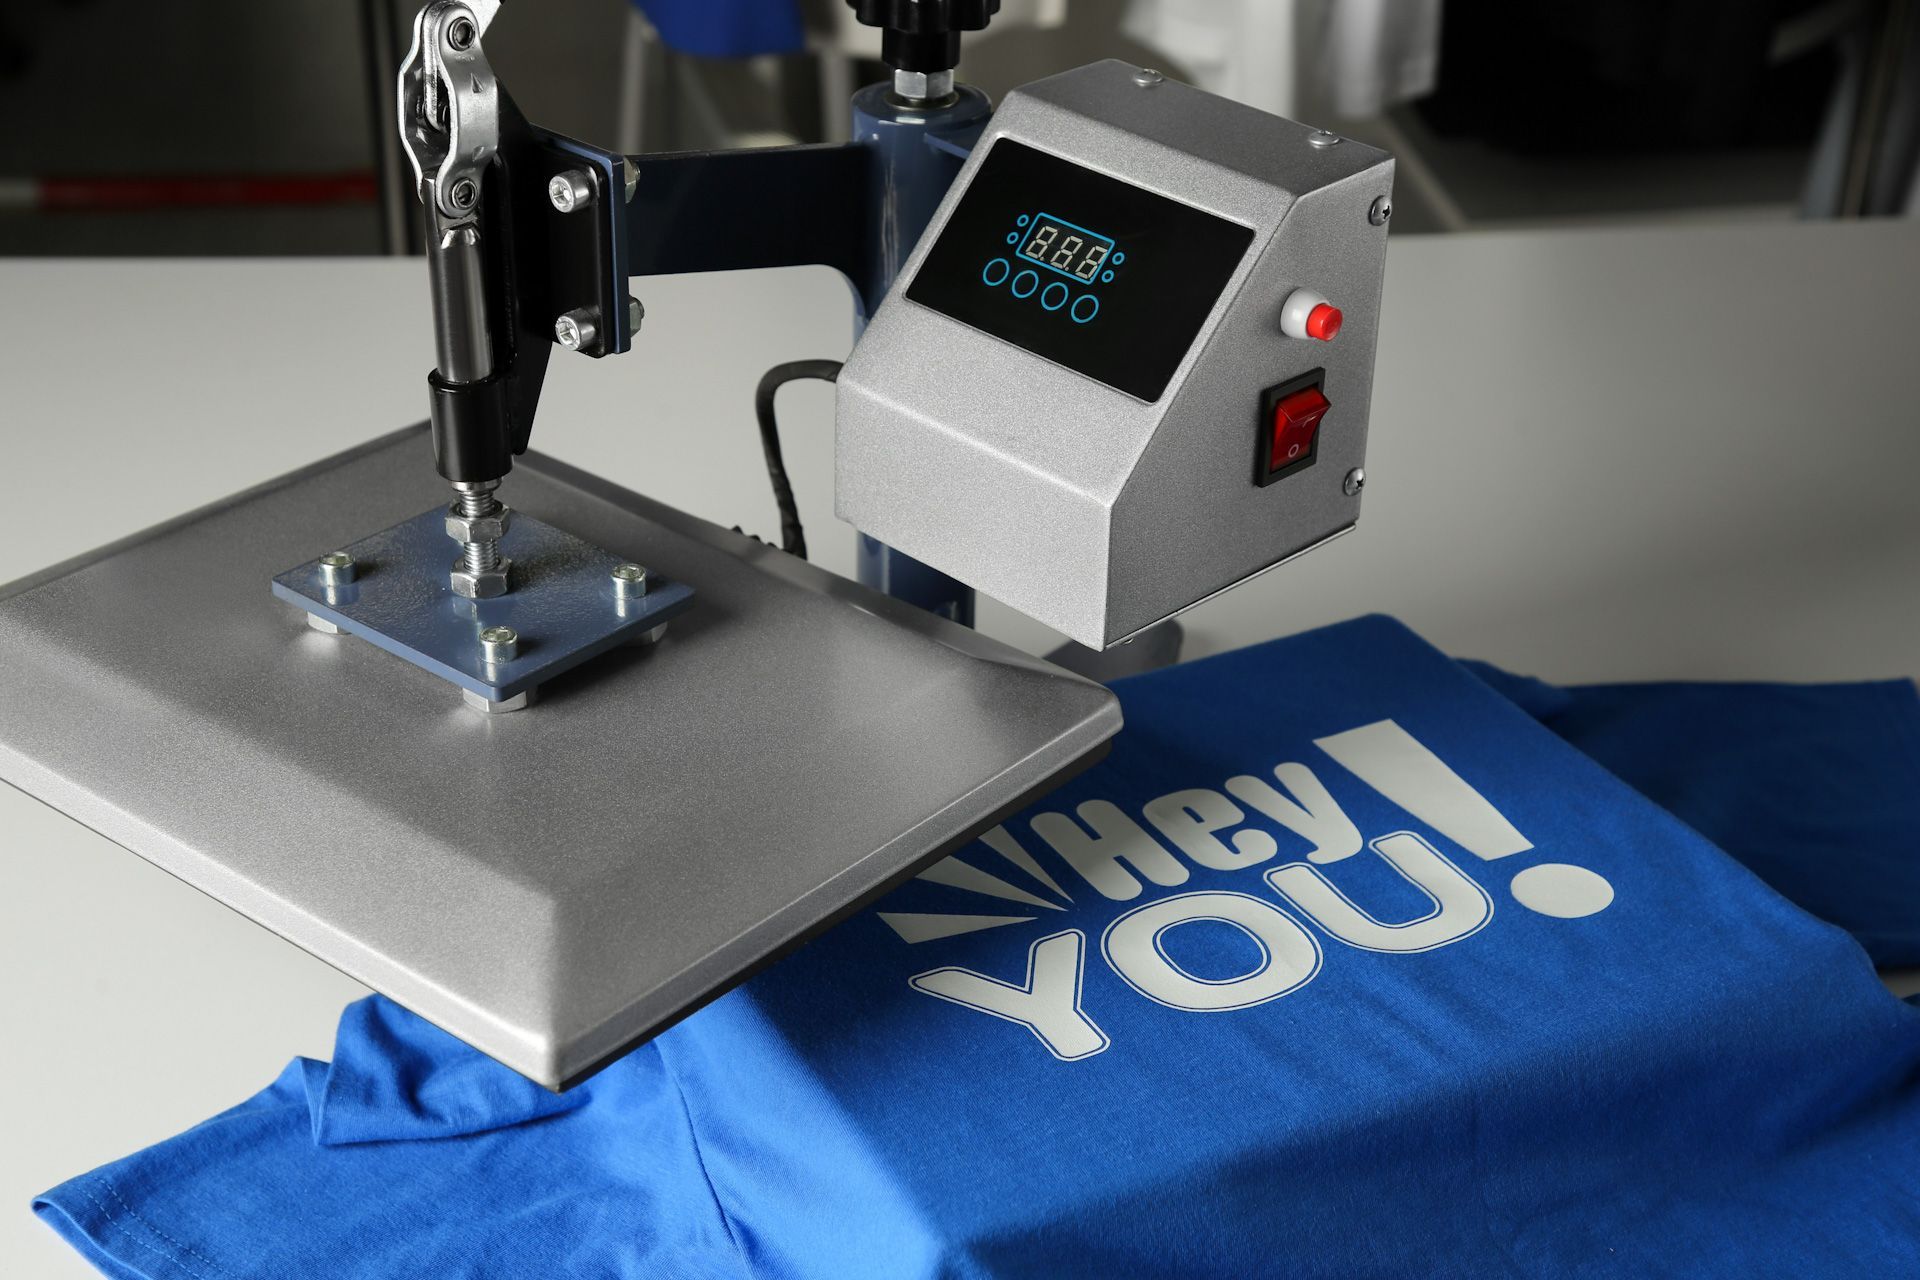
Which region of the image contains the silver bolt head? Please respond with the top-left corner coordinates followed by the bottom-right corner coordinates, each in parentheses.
top-left (317, 551), bottom-right (357, 585)
top-left (611, 562), bottom-right (649, 598)
top-left (450, 557), bottom-right (512, 599)
top-left (464, 687), bottom-right (534, 715)
top-left (444, 501), bottom-right (513, 544)
top-left (621, 156), bottom-right (639, 203)
top-left (626, 296), bottom-right (644, 334)
top-left (1368, 195), bottom-right (1393, 226)
top-left (446, 15), bottom-right (476, 49)
top-left (892, 68), bottom-right (955, 101)
top-left (1308, 129), bottom-right (1342, 149)
top-left (479, 625), bottom-right (519, 664)
top-left (1343, 468), bottom-right (1366, 497)
top-left (555, 309), bottom-right (598, 352)
top-left (1132, 67), bottom-right (1165, 87)
top-left (450, 177), bottom-right (479, 208)
top-left (548, 170), bottom-right (594, 214)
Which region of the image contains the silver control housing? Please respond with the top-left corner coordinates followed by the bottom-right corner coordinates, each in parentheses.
top-left (836, 60), bottom-right (1393, 648)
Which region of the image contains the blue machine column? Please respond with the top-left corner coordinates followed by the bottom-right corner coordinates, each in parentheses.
top-left (849, 80), bottom-right (990, 626)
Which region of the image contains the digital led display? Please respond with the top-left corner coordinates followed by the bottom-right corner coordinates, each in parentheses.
top-left (906, 139), bottom-right (1255, 402)
top-left (1017, 215), bottom-right (1113, 282)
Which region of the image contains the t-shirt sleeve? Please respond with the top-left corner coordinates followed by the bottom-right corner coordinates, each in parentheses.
top-left (1462, 661), bottom-right (1920, 966)
top-left (312, 994), bottom-right (595, 1145)
top-left (34, 1000), bottom-right (745, 1280)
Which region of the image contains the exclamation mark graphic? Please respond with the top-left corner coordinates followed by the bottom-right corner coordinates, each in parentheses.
top-left (1313, 720), bottom-right (1613, 918)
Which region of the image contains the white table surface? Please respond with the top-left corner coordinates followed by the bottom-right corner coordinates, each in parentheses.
top-left (4, 219), bottom-right (1918, 1275)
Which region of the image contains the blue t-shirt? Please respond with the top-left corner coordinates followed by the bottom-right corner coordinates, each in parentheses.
top-left (36, 617), bottom-right (1920, 1278)
top-left (1463, 660), bottom-right (1920, 966)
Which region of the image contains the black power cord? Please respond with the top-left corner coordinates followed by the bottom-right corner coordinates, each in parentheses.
top-left (754, 359), bottom-right (843, 560)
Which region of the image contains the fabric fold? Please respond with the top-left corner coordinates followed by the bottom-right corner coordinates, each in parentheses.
top-left (312, 995), bottom-right (596, 1147)
top-left (1464, 660), bottom-right (1920, 965)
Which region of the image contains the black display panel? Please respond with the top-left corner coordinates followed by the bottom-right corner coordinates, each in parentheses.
top-left (905, 139), bottom-right (1255, 403)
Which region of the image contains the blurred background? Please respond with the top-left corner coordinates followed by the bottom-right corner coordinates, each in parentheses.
top-left (1, 0), bottom-right (1914, 257)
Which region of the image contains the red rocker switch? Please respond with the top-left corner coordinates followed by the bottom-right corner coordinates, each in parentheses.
top-left (1256, 374), bottom-right (1329, 486)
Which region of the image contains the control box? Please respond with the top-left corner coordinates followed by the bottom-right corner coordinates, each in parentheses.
top-left (836, 60), bottom-right (1393, 649)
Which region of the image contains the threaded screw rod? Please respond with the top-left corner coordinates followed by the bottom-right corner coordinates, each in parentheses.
top-left (452, 480), bottom-right (503, 574)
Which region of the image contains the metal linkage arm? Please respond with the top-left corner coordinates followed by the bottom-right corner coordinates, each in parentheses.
top-left (622, 144), bottom-right (880, 317)
top-left (397, 0), bottom-right (630, 603)
top-left (395, 0), bottom-right (986, 512)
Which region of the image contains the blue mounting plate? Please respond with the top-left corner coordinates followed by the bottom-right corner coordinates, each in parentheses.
top-left (270, 508), bottom-right (694, 702)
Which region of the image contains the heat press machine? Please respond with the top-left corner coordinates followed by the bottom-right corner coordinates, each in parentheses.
top-left (0, 1), bottom-right (1391, 1088)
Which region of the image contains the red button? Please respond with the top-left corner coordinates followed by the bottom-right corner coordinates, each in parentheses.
top-left (1271, 385), bottom-right (1329, 471)
top-left (1304, 303), bottom-right (1343, 341)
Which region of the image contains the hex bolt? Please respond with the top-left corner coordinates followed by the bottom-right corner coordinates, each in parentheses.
top-left (548, 170), bottom-right (595, 214)
top-left (448, 480), bottom-right (511, 598)
top-left (450, 177), bottom-right (478, 209)
top-left (444, 498), bottom-right (512, 547)
top-left (479, 625), bottom-right (519, 665)
top-left (464, 687), bottom-right (534, 715)
top-left (1343, 468), bottom-right (1366, 497)
top-left (450, 558), bottom-right (511, 598)
top-left (1368, 195), bottom-right (1393, 227)
top-left (555, 308), bottom-right (599, 351)
top-left (446, 15), bottom-right (476, 49)
top-left (1132, 67), bottom-right (1165, 88)
top-left (627, 296), bottom-right (644, 334)
top-left (892, 68), bottom-right (954, 102)
top-left (621, 156), bottom-right (639, 203)
top-left (611, 562), bottom-right (649, 599)
top-left (1308, 129), bottom-right (1342, 149)
top-left (317, 551), bottom-right (357, 586)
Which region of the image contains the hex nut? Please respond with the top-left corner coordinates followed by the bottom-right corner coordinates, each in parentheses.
top-left (892, 68), bottom-right (954, 101)
top-left (464, 687), bottom-right (534, 715)
top-left (445, 501), bottom-right (513, 544)
top-left (450, 557), bottom-right (513, 599)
